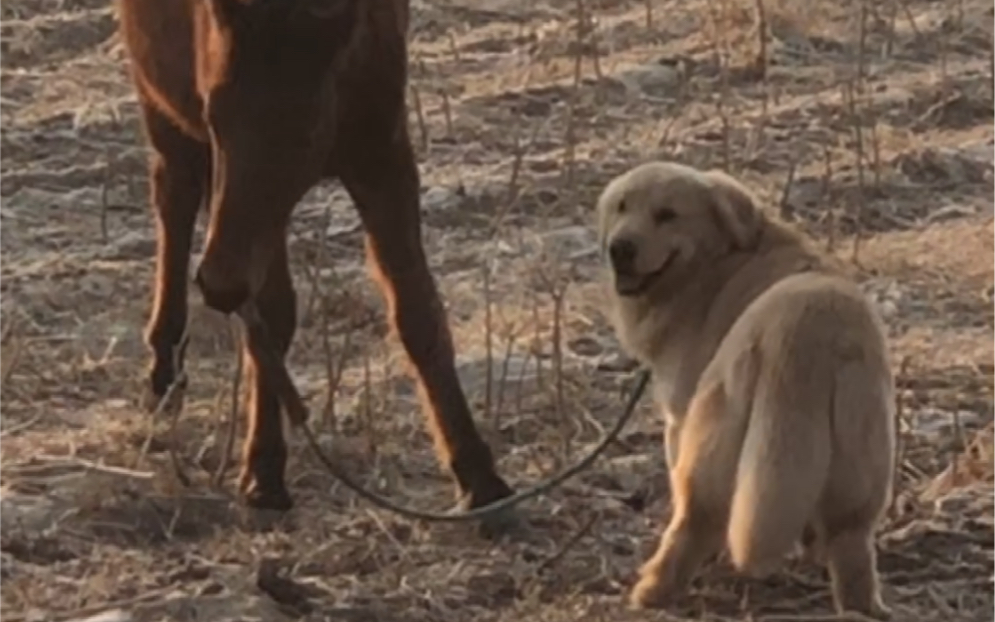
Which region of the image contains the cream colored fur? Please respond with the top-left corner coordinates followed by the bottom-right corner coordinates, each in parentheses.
top-left (596, 161), bottom-right (895, 619)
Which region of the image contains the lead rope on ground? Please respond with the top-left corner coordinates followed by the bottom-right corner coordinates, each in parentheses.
top-left (236, 302), bottom-right (651, 522)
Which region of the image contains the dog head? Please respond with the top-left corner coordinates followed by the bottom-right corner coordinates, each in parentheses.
top-left (596, 161), bottom-right (764, 297)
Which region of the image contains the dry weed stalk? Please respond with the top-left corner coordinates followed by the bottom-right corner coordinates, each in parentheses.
top-left (440, 88), bottom-right (454, 137)
top-left (166, 377), bottom-right (191, 488)
top-left (562, 0), bottom-right (588, 195)
top-left (483, 264), bottom-right (495, 420)
top-left (495, 313), bottom-right (524, 418)
top-left (97, 152), bottom-right (142, 247)
top-left (300, 206), bottom-right (332, 321)
top-left (889, 355), bottom-right (912, 519)
top-left (360, 348), bottom-right (377, 462)
top-left (868, 118), bottom-right (882, 188)
top-left (882, 1), bottom-right (900, 58)
top-left (855, 0), bottom-right (869, 86)
top-left (100, 158), bottom-right (113, 244)
top-left (528, 289), bottom-right (545, 396)
top-left (989, 36), bottom-right (995, 95)
top-left (490, 120), bottom-right (544, 238)
top-left (777, 162), bottom-right (797, 221)
top-left (706, 0), bottom-right (735, 172)
top-left (447, 30), bottom-right (460, 63)
top-left (134, 330), bottom-right (189, 472)
top-left (896, 0), bottom-right (922, 41)
top-left (587, 2), bottom-right (603, 82)
top-left (748, 0), bottom-right (771, 160)
top-left (751, 0), bottom-right (769, 81)
top-left (842, 80), bottom-right (867, 266)
top-left (534, 259), bottom-right (572, 467)
top-left (409, 67), bottom-right (429, 154)
top-left (938, 15), bottom-right (950, 97)
top-left (643, 0), bottom-right (653, 29)
top-left (319, 293), bottom-right (353, 428)
top-left (949, 399), bottom-right (968, 488)
top-left (0, 311), bottom-right (23, 392)
top-left (212, 319), bottom-right (243, 487)
top-left (535, 513), bottom-right (599, 574)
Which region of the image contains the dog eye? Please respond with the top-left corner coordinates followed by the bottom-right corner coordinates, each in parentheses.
top-left (654, 207), bottom-right (677, 224)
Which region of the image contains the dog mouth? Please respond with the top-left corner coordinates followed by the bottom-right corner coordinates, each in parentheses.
top-left (613, 251), bottom-right (677, 297)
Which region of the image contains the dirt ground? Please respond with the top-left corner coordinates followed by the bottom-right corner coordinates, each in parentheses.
top-left (0, 0), bottom-right (992, 621)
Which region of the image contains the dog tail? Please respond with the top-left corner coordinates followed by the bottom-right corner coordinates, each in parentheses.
top-left (726, 360), bottom-right (834, 573)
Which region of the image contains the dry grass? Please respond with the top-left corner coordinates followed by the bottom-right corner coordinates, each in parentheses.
top-left (1, 0), bottom-right (992, 620)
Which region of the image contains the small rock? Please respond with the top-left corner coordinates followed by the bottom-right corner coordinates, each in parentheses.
top-left (931, 489), bottom-right (982, 516)
top-left (456, 354), bottom-right (538, 395)
top-left (540, 225), bottom-right (598, 260)
top-left (99, 230), bottom-right (156, 260)
top-left (1, 494), bottom-right (60, 534)
top-left (779, 175), bottom-right (825, 220)
top-left (567, 336), bottom-right (604, 358)
top-left (595, 351), bottom-right (639, 373)
top-left (422, 186), bottom-right (459, 212)
top-left (910, 407), bottom-right (984, 439)
top-left (896, 144), bottom-right (993, 185)
top-left (859, 277), bottom-right (904, 321)
top-left (615, 63), bottom-right (681, 97)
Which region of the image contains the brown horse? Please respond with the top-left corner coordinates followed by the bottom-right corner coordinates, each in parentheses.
top-left (117, 0), bottom-right (513, 513)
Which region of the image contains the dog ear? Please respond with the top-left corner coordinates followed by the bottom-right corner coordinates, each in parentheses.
top-left (703, 169), bottom-right (762, 250)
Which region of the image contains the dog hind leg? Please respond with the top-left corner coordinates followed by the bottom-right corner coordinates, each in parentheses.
top-left (727, 364), bottom-right (832, 576)
top-left (824, 526), bottom-right (891, 619)
top-left (630, 383), bottom-right (750, 609)
top-left (819, 361), bottom-right (894, 618)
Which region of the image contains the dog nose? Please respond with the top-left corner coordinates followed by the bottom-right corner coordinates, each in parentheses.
top-left (609, 239), bottom-right (637, 272)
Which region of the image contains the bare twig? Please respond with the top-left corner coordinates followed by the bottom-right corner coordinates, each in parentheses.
top-left (361, 349), bottom-right (376, 461)
top-left (100, 158), bottom-right (112, 245)
top-left (21, 455), bottom-right (155, 480)
top-left (889, 355), bottom-right (912, 518)
top-left (490, 120), bottom-right (544, 238)
top-left (752, 0), bottom-right (769, 81)
top-left (483, 264), bottom-right (494, 420)
top-left (409, 82), bottom-right (429, 154)
top-left (897, 0), bottom-right (922, 40)
top-left (440, 88), bottom-right (454, 137)
top-left (134, 330), bottom-right (190, 470)
top-left (1, 334), bottom-right (23, 391)
top-left (447, 30), bottom-right (461, 62)
top-left (213, 319), bottom-right (243, 488)
top-left (842, 81), bottom-right (867, 266)
top-left (535, 513), bottom-right (599, 574)
top-left (778, 162), bottom-right (797, 221)
top-left (495, 318), bottom-right (522, 417)
top-left (705, 1), bottom-right (734, 174)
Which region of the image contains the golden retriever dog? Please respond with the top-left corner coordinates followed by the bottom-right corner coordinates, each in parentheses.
top-left (596, 161), bottom-right (895, 619)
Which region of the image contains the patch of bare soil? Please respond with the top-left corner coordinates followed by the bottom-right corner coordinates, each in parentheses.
top-left (1, 0), bottom-right (992, 621)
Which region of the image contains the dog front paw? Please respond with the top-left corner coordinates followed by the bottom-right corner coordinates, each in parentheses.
top-left (628, 572), bottom-right (675, 610)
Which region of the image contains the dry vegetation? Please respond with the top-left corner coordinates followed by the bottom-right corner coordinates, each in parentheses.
top-left (0, 0), bottom-right (993, 620)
